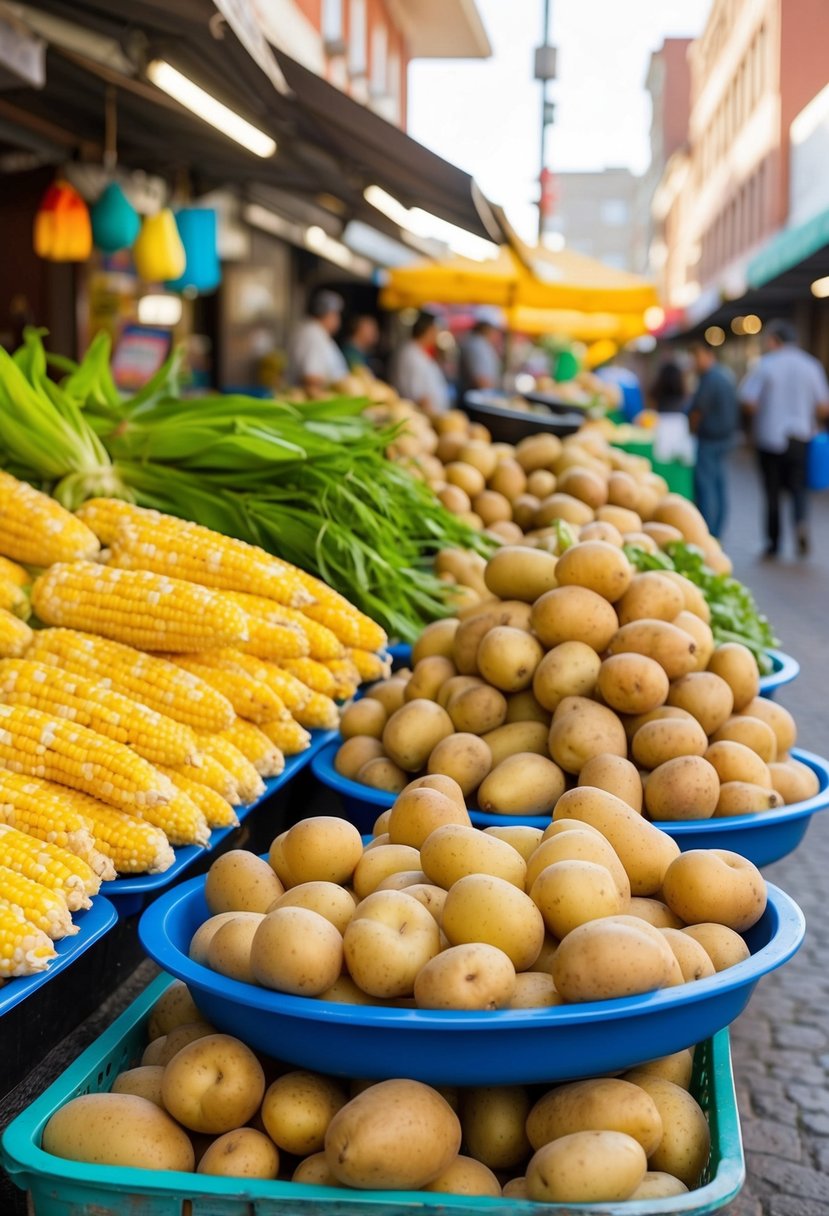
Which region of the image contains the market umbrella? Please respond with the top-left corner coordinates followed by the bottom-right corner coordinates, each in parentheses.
top-left (504, 305), bottom-right (650, 343)
top-left (379, 246), bottom-right (527, 310)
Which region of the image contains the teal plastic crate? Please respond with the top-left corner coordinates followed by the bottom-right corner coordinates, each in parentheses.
top-left (2, 974), bottom-right (744, 1215)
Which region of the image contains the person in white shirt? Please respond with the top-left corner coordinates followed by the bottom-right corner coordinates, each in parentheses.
top-left (391, 311), bottom-right (451, 417)
top-left (286, 291), bottom-right (348, 392)
top-left (458, 311), bottom-right (503, 404)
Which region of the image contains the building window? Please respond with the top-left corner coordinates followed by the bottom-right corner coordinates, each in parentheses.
top-left (349, 0), bottom-right (367, 77)
top-left (322, 0), bottom-right (344, 48)
top-left (387, 51), bottom-right (401, 124)
top-left (370, 22), bottom-right (387, 97)
top-left (601, 199), bottom-right (629, 227)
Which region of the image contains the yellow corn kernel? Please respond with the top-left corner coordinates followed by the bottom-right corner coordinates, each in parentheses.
top-left (68, 799), bottom-right (174, 876)
top-left (0, 866), bottom-right (75, 940)
top-left (260, 718), bottom-right (312, 756)
top-left (0, 770), bottom-right (115, 880)
top-left (348, 649), bottom-right (393, 684)
top-left (0, 556), bottom-right (28, 588)
top-left (0, 577), bottom-right (29, 620)
top-left (201, 737), bottom-right (265, 803)
top-left (291, 690), bottom-right (340, 731)
top-left (210, 653), bottom-right (311, 714)
top-left (0, 904), bottom-right (56, 977)
top-left (218, 719), bottom-right (285, 778)
top-left (164, 754), bottom-right (241, 806)
top-left (0, 823), bottom-right (99, 910)
top-left (170, 652), bottom-right (291, 724)
top-left (139, 790), bottom-right (210, 848)
top-left (238, 614), bottom-right (309, 662)
top-left (25, 630), bottom-right (235, 733)
top-left (223, 594), bottom-right (345, 661)
top-left (159, 767), bottom-right (238, 830)
top-left (301, 599), bottom-right (387, 652)
top-left (0, 471), bottom-right (100, 567)
top-left (0, 610), bottom-right (32, 659)
top-left (281, 658), bottom-right (337, 699)
top-left (324, 657), bottom-right (362, 701)
top-left (32, 563), bottom-right (249, 653)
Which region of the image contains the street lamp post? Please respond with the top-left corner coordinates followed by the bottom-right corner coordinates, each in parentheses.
top-left (534, 0), bottom-right (557, 241)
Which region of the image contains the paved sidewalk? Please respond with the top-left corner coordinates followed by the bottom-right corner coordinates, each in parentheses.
top-left (719, 446), bottom-right (829, 1216)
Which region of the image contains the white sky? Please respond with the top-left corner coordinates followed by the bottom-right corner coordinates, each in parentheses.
top-left (408, 0), bottom-right (712, 241)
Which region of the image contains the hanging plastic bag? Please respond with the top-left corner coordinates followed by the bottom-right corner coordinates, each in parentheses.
top-left (33, 180), bottom-right (92, 261)
top-left (166, 208), bottom-right (221, 294)
top-left (91, 182), bottom-right (140, 253)
top-left (133, 209), bottom-right (186, 281)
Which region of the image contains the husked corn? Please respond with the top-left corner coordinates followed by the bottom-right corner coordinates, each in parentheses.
top-left (166, 754), bottom-right (241, 806)
top-left (200, 737), bottom-right (265, 803)
top-left (0, 823), bottom-right (99, 910)
top-left (0, 557), bottom-right (28, 588)
top-left (159, 768), bottom-right (238, 830)
top-left (324, 657), bottom-right (362, 701)
top-left (138, 791), bottom-right (210, 848)
top-left (0, 471), bottom-right (99, 567)
top-left (170, 652), bottom-right (291, 723)
top-left (0, 866), bottom-right (75, 940)
top-left (0, 904), bottom-right (56, 977)
top-left (281, 658), bottom-right (337, 699)
top-left (224, 594), bottom-right (345, 661)
top-left (0, 610), bottom-right (32, 659)
top-left (292, 691), bottom-right (340, 731)
top-left (260, 718), bottom-right (312, 756)
top-left (349, 649), bottom-right (393, 683)
top-left (0, 770), bottom-right (114, 880)
top-left (217, 719), bottom-right (285, 778)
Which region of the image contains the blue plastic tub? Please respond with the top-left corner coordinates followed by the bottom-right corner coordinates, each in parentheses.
top-left (759, 649), bottom-right (799, 699)
top-left (0, 895), bottom-right (117, 1018)
top-left (139, 875), bottom-right (802, 1086)
top-left (1, 972), bottom-right (745, 1216)
top-left (104, 729), bottom-right (336, 914)
top-left (387, 641), bottom-right (412, 668)
top-left (311, 737), bottom-right (395, 832)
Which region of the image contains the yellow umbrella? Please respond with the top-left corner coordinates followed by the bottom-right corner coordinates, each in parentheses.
top-left (504, 305), bottom-right (649, 343)
top-left (379, 246), bottom-right (525, 310)
top-left (511, 239), bottom-right (659, 313)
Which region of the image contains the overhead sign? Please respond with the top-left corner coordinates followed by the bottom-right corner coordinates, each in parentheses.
top-left (0, 6), bottom-right (45, 90)
top-left (212, 0), bottom-right (290, 95)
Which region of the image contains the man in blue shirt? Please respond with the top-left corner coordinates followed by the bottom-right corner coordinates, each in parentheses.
top-left (739, 320), bottom-right (829, 558)
top-left (688, 341), bottom-right (739, 539)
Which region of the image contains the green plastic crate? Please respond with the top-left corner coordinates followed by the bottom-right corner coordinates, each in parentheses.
top-left (2, 974), bottom-right (745, 1216)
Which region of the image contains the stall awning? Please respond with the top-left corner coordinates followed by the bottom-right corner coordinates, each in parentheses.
top-left (747, 206), bottom-right (829, 290)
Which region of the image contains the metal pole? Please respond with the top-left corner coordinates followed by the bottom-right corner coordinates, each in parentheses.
top-left (538, 0), bottom-right (551, 241)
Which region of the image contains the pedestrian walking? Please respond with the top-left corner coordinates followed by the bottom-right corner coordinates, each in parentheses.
top-left (286, 291), bottom-right (348, 392)
top-left (458, 310), bottom-right (503, 403)
top-left (739, 320), bottom-right (829, 558)
top-left (649, 359), bottom-right (688, 414)
top-left (688, 341), bottom-right (739, 538)
top-left (391, 311), bottom-right (451, 416)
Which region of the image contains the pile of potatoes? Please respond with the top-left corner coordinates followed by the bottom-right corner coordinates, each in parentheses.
top-left (337, 538), bottom-right (816, 822)
top-left (41, 976), bottom-right (713, 1203)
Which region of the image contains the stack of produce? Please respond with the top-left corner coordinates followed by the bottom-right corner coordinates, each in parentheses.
top-left (334, 535), bottom-right (812, 820)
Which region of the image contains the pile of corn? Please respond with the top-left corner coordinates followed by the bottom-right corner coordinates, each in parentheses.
top-left (0, 472), bottom-right (389, 979)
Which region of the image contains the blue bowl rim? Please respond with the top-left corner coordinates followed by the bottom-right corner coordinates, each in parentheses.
top-left (139, 878), bottom-right (803, 1031)
top-left (759, 648), bottom-right (799, 691)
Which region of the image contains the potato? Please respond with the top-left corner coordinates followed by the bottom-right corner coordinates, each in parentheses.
top-left (324, 1079), bottom-right (461, 1190)
top-left (484, 546), bottom-right (558, 602)
top-left (622, 531), bottom-right (657, 554)
top-left (356, 756), bottom-right (408, 794)
top-left (383, 700), bottom-right (454, 771)
top-left (270, 882), bottom-right (357, 935)
top-left (445, 461), bottom-right (485, 497)
top-left (112, 1065), bottom-right (165, 1106)
top-left (711, 715), bottom-right (777, 762)
top-left (512, 493), bottom-right (541, 529)
top-left (420, 823), bottom-right (527, 888)
top-left (549, 697), bottom-right (628, 772)
top-left (401, 883), bottom-right (447, 923)
top-left (141, 1037), bottom-right (167, 1066)
top-left (424, 1155), bottom-right (502, 1196)
top-left (335, 736), bottom-right (385, 780)
top-left (631, 717), bottom-right (708, 769)
top-left (373, 808), bottom-right (392, 834)
top-left (405, 773), bottom-right (468, 810)
top-left (527, 1077), bottom-right (663, 1154)
top-left (558, 467), bottom-right (608, 509)
top-left (353, 843), bottom-right (423, 897)
top-left (410, 619), bottom-right (458, 665)
top-left (161, 1033), bottom-right (264, 1134)
top-left (459, 439), bottom-right (497, 478)
top-left (526, 1131), bottom-right (647, 1203)
top-left (478, 626), bottom-right (545, 694)
top-left (477, 753), bottom-right (566, 817)
top-left (489, 458), bottom-right (528, 500)
top-left (617, 573), bottom-right (685, 625)
top-left (438, 674), bottom-right (485, 708)
top-left (387, 786), bottom-right (470, 848)
top-left (554, 541), bottom-right (632, 602)
top-left (340, 699), bottom-right (387, 740)
top-left (597, 505), bottom-right (642, 534)
top-left (505, 690), bottom-right (552, 725)
top-left (660, 571), bottom-right (711, 622)
top-left (661, 849), bottom-right (766, 931)
top-left (578, 753), bottom-right (643, 812)
top-left (673, 611), bottom-right (714, 670)
top-left (197, 1128), bottom-right (279, 1178)
top-left (634, 1049), bottom-right (694, 1090)
top-left (365, 676), bottom-right (409, 715)
top-left (283, 817), bottom-right (363, 885)
top-left (425, 733), bottom-right (490, 796)
top-left (516, 432), bottom-right (562, 471)
top-left (509, 972), bottom-right (562, 1008)
top-left (531, 860), bottom-right (627, 938)
top-left (190, 912), bottom-right (255, 966)
top-left (623, 1073), bottom-right (710, 1188)
top-left (642, 521), bottom-right (684, 546)
top-left (552, 916), bottom-right (677, 1002)
top-left (705, 740), bottom-right (771, 788)
top-left (484, 824), bottom-right (544, 862)
top-left (344, 890), bottom-right (440, 998)
top-left (739, 697), bottom-right (797, 754)
top-left (623, 703), bottom-right (697, 742)
top-left (597, 653), bottom-right (669, 715)
top-left (682, 923), bottom-right (750, 970)
top-left (414, 942), bottom-right (517, 1010)
top-left (526, 471), bottom-right (557, 500)
top-left (531, 586), bottom-right (619, 651)
top-left (579, 520), bottom-right (623, 547)
top-left (707, 643), bottom-right (759, 710)
top-left (667, 672), bottom-right (734, 735)
top-left (631, 1172), bottom-right (689, 1199)
top-left (261, 1071), bottom-right (347, 1156)
top-left (404, 656), bottom-right (457, 703)
top-left (553, 786), bottom-right (681, 896)
top-left (644, 756), bottom-right (720, 821)
top-left (376, 870), bottom-right (429, 891)
top-left (660, 927), bottom-right (716, 981)
top-left (205, 851), bottom-right (284, 916)
top-left (442, 873), bottom-right (545, 970)
top-left (628, 897), bottom-right (683, 929)
top-left (42, 1093), bottom-right (195, 1171)
top-left (449, 684), bottom-right (508, 734)
top-left (503, 1176), bottom-right (529, 1198)
top-left (607, 620), bottom-right (698, 680)
top-left (525, 829), bottom-right (630, 899)
top-left (481, 721), bottom-right (549, 767)
top-left (148, 980), bottom-right (201, 1041)
top-left (534, 492), bottom-right (595, 528)
top-left (769, 758), bottom-right (820, 803)
top-left (452, 601), bottom-right (533, 674)
top-left (251, 907), bottom-right (343, 995)
top-left (651, 494), bottom-right (710, 545)
top-left (715, 781), bottom-right (784, 816)
top-left (438, 484), bottom-right (471, 513)
top-left (473, 489), bottom-right (512, 526)
top-left (533, 642), bottom-right (602, 712)
top-left (206, 913), bottom-right (264, 984)
top-left (605, 470), bottom-right (637, 508)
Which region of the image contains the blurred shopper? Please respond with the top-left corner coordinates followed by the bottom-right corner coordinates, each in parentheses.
top-left (595, 358), bottom-right (644, 422)
top-left (739, 320), bottom-right (829, 558)
top-left (342, 314), bottom-right (380, 372)
top-left (458, 310), bottom-right (503, 403)
top-left (286, 291), bottom-right (348, 392)
top-left (649, 359), bottom-right (687, 413)
top-left (688, 342), bottom-right (739, 539)
top-left (391, 311), bottom-right (450, 416)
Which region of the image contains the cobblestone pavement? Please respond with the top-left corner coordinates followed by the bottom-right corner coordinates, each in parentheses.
top-left (720, 445), bottom-right (829, 1216)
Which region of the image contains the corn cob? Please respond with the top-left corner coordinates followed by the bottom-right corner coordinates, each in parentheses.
top-left (170, 653), bottom-right (291, 724)
top-left (260, 718), bottom-right (312, 756)
top-left (66, 798), bottom-right (174, 875)
top-left (166, 753), bottom-right (241, 805)
top-left (237, 615), bottom-right (310, 662)
top-left (349, 649), bottom-right (393, 684)
top-left (0, 556), bottom-right (28, 588)
top-left (0, 471), bottom-right (100, 567)
top-left (0, 866), bottom-right (75, 940)
top-left (301, 601), bottom-right (387, 652)
top-left (32, 563), bottom-right (249, 653)
top-left (0, 610), bottom-right (32, 659)
top-left (201, 737), bottom-right (265, 803)
top-left (159, 767), bottom-right (238, 830)
top-left (0, 904), bottom-right (56, 977)
top-left (76, 499), bottom-right (313, 607)
top-left (218, 719), bottom-right (285, 778)
top-left (25, 630), bottom-right (235, 732)
top-left (207, 653), bottom-right (312, 714)
top-left (0, 659), bottom-right (202, 769)
top-left (0, 770), bottom-right (115, 880)
top-left (0, 703), bottom-right (174, 811)
top-left (281, 658), bottom-right (337, 699)
top-left (291, 690), bottom-right (340, 731)
top-left (225, 595), bottom-right (345, 661)
top-left (0, 578), bottom-right (29, 619)
top-left (139, 789), bottom-right (209, 848)
top-left (324, 657), bottom-right (362, 701)
top-left (0, 823), bottom-right (99, 910)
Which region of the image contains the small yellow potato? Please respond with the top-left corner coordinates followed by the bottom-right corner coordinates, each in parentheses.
top-left (42, 1093), bottom-right (195, 1171)
top-left (623, 703), bottom-right (697, 742)
top-left (404, 656), bottom-right (457, 703)
top-left (505, 689), bottom-right (552, 725)
top-left (512, 493), bottom-right (542, 529)
top-left (335, 735), bottom-right (385, 780)
top-left (270, 882), bottom-right (357, 935)
top-left (112, 1066), bottom-right (165, 1107)
top-left (292, 1152), bottom-right (339, 1186)
top-left (473, 489), bottom-right (512, 526)
top-left (579, 753), bottom-right (643, 812)
top-left (531, 585), bottom-right (619, 651)
top-left (644, 756), bottom-right (720, 821)
top-left (526, 829), bottom-right (630, 899)
top-left (651, 494), bottom-right (710, 545)
top-left (681, 922), bottom-right (750, 970)
top-left (534, 491), bottom-right (595, 528)
top-left (148, 981), bottom-right (201, 1040)
top-left (251, 908), bottom-right (343, 995)
top-left (482, 720), bottom-right (551, 765)
top-left (161, 1034), bottom-right (264, 1134)
top-left (642, 521), bottom-right (684, 546)
top-left (508, 972), bottom-right (562, 1008)
top-left (659, 571), bottom-right (711, 621)
top-left (489, 457), bottom-right (527, 500)
top-left (607, 620), bottom-right (698, 680)
top-left (715, 782), bottom-right (784, 816)
top-left (633, 1049), bottom-right (694, 1090)
top-left (769, 759), bottom-right (820, 803)
top-left (205, 851), bottom-right (284, 916)
top-left (554, 540), bottom-right (633, 602)
top-left (477, 626), bottom-right (544, 693)
top-left (483, 824), bottom-right (544, 862)
top-left (344, 890), bottom-right (440, 998)
top-left (283, 817), bottom-right (364, 885)
top-left (660, 927), bottom-right (716, 982)
top-left (461, 1085), bottom-right (532, 1169)
top-left (364, 676), bottom-right (409, 715)
top-left (711, 715), bottom-right (778, 762)
top-left (438, 674), bottom-right (485, 708)
top-left (382, 699), bottom-right (455, 771)
top-left (373, 808), bottom-right (392, 834)
top-left (402, 773), bottom-right (467, 810)
top-left (580, 520), bottom-right (624, 546)
top-left (738, 697), bottom-right (797, 754)
top-left (631, 1172), bottom-right (689, 1199)
top-left (667, 672), bottom-right (734, 735)
top-left (427, 733), bottom-right (491, 796)
top-left (607, 470), bottom-right (639, 509)
top-left (198, 1128), bottom-right (279, 1178)
top-left (526, 1131), bottom-right (647, 1203)
top-left (705, 740), bottom-right (772, 789)
top-left (527, 1077), bottom-right (663, 1154)
top-left (673, 611), bottom-right (715, 670)
top-left (445, 461), bottom-right (486, 497)
top-left (376, 870), bottom-right (429, 891)
top-left (424, 1155), bottom-right (501, 1196)
top-left (516, 432), bottom-right (562, 471)
top-left (596, 505), bottom-right (643, 534)
top-left (617, 573), bottom-right (685, 625)
top-left (597, 653), bottom-right (669, 715)
top-left (412, 618), bottom-right (460, 664)
top-left (551, 916), bottom-right (676, 1002)
top-left (484, 546), bottom-right (558, 602)
top-left (477, 753), bottom-right (566, 817)
top-left (442, 873), bottom-right (546, 970)
top-left (623, 1073), bottom-right (710, 1188)
top-left (558, 467), bottom-right (609, 510)
top-left (533, 641), bottom-right (602, 711)
top-left (549, 696), bottom-right (628, 772)
top-left (628, 897), bottom-right (683, 929)
top-left (459, 439), bottom-right (498, 478)
top-left (420, 823), bottom-right (527, 888)
top-left (530, 860), bottom-right (627, 938)
top-left (388, 785), bottom-right (470, 849)
top-left (452, 601), bottom-right (533, 674)
top-left (707, 643), bottom-right (759, 710)
top-left (352, 844), bottom-right (424, 898)
top-left (449, 683), bottom-right (508, 734)
top-left (527, 470), bottom-right (557, 499)
top-left (318, 975), bottom-right (381, 1005)
top-left (262, 1071), bottom-right (348, 1156)
top-left (502, 1177), bottom-right (529, 1198)
top-left (340, 698), bottom-right (387, 740)
top-left (207, 913), bottom-right (264, 984)
top-left (631, 717), bottom-right (709, 769)
top-left (141, 1038), bottom-right (167, 1066)
top-left (532, 934), bottom-right (561, 974)
top-left (661, 849), bottom-right (766, 931)
top-left (324, 1079), bottom-right (462, 1190)
top-left (356, 756), bottom-right (408, 794)
top-left (414, 942), bottom-right (517, 1010)
top-left (400, 883), bottom-right (447, 922)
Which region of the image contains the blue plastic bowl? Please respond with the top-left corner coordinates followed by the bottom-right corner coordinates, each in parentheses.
top-left (759, 649), bottom-right (799, 699)
top-left (139, 877), bottom-right (803, 1086)
top-left (387, 642), bottom-right (412, 669)
top-left (311, 739), bottom-right (395, 833)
